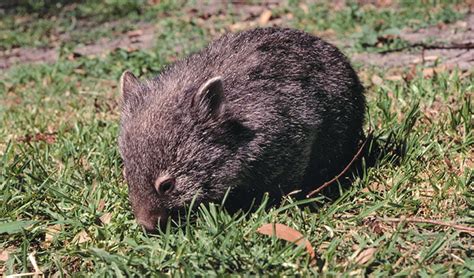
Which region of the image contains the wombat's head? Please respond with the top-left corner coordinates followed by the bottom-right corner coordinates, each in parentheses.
top-left (118, 71), bottom-right (252, 232)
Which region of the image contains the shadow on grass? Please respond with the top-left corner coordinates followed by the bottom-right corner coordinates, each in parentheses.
top-left (218, 130), bottom-right (409, 218)
top-left (305, 131), bottom-right (408, 203)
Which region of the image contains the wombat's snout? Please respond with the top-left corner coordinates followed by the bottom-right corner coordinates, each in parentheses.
top-left (135, 208), bottom-right (169, 233)
top-left (133, 176), bottom-right (176, 232)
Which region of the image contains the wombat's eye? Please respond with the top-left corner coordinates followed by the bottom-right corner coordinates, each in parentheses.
top-left (155, 176), bottom-right (175, 195)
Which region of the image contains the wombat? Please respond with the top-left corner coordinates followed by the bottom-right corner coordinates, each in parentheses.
top-left (118, 27), bottom-right (365, 232)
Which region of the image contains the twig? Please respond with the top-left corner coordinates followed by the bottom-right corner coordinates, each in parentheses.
top-left (379, 217), bottom-right (474, 234)
top-left (28, 252), bottom-right (41, 276)
top-left (5, 252), bottom-right (43, 278)
top-left (306, 131), bottom-right (373, 198)
top-left (378, 42), bottom-right (474, 54)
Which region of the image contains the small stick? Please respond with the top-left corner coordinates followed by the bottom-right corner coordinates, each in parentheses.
top-left (28, 252), bottom-right (41, 276)
top-left (6, 274), bottom-right (41, 278)
top-left (306, 132), bottom-right (373, 198)
top-left (379, 217), bottom-right (474, 234)
top-left (5, 252), bottom-right (43, 278)
top-left (379, 42), bottom-right (474, 54)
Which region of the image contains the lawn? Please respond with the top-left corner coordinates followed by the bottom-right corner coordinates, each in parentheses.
top-left (1, 0), bottom-right (473, 276)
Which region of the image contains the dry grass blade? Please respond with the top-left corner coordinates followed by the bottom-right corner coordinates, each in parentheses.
top-left (379, 217), bottom-right (474, 234)
top-left (258, 10), bottom-right (272, 25)
top-left (353, 247), bottom-right (377, 265)
top-left (257, 223), bottom-right (315, 261)
top-left (5, 252), bottom-right (43, 278)
top-left (99, 212), bottom-right (112, 225)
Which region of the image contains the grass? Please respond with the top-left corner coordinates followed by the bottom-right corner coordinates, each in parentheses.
top-left (1, 0), bottom-right (473, 276)
top-left (0, 0), bottom-right (183, 50)
top-left (0, 0), bottom-right (467, 51)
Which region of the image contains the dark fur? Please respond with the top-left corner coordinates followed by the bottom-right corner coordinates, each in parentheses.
top-left (118, 27), bottom-right (365, 231)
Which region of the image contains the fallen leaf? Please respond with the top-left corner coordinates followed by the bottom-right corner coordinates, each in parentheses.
top-left (364, 217), bottom-right (385, 235)
top-left (456, 21), bottom-right (468, 28)
top-left (386, 75), bottom-right (403, 81)
top-left (322, 225), bottom-right (334, 238)
top-left (357, 70), bottom-right (371, 84)
top-left (126, 29), bottom-right (143, 38)
top-left (229, 21), bottom-right (254, 32)
top-left (371, 74), bottom-right (383, 86)
top-left (424, 55), bottom-right (440, 61)
top-left (375, 0), bottom-right (393, 7)
top-left (42, 76), bottom-right (51, 86)
top-left (73, 230), bottom-right (91, 244)
top-left (43, 224), bottom-right (62, 248)
top-left (257, 223), bottom-right (315, 260)
top-left (99, 212), bottom-right (112, 225)
top-left (436, 22), bottom-right (447, 29)
top-left (412, 55), bottom-right (440, 65)
top-left (422, 68), bottom-right (435, 78)
top-left (423, 66), bottom-right (447, 79)
top-left (258, 10), bottom-right (272, 26)
top-left (0, 250), bottom-right (9, 261)
top-left (17, 132), bottom-right (56, 144)
top-left (349, 269), bottom-right (364, 276)
top-left (299, 3), bottom-right (309, 14)
top-left (460, 70), bottom-right (472, 80)
top-left (97, 199), bottom-right (106, 212)
top-left (73, 68), bottom-right (86, 75)
top-left (377, 34), bottom-right (398, 45)
top-left (353, 247), bottom-right (377, 265)
top-left (67, 52), bottom-right (82, 61)
top-left (404, 65), bottom-right (417, 82)
top-left (34, 133), bottom-right (56, 144)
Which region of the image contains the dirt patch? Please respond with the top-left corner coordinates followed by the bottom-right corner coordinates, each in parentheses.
top-left (73, 23), bottom-right (156, 56)
top-left (0, 22), bottom-right (155, 69)
top-left (1, 9), bottom-right (472, 71)
top-left (0, 1), bottom-right (280, 69)
top-left (353, 13), bottom-right (474, 70)
top-left (0, 47), bottom-right (59, 69)
top-left (187, 0), bottom-right (279, 21)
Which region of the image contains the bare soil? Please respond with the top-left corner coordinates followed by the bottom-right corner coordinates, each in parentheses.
top-left (0, 11), bottom-right (472, 71)
top-left (353, 13), bottom-right (474, 70)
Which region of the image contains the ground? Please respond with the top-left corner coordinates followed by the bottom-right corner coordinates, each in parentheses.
top-left (0, 0), bottom-right (473, 276)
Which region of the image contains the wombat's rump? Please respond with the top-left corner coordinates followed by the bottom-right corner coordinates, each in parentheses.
top-left (118, 27), bottom-right (365, 232)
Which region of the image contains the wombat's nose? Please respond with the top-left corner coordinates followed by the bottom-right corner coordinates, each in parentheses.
top-left (136, 209), bottom-right (169, 233)
top-left (155, 176), bottom-right (175, 195)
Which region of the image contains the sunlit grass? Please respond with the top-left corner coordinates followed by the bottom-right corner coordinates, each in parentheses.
top-left (1, 0), bottom-right (472, 276)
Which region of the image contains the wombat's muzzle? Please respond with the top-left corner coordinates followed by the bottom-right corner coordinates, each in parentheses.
top-left (135, 208), bottom-right (169, 233)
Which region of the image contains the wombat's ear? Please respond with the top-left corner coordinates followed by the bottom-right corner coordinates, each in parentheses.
top-left (193, 76), bottom-right (225, 118)
top-left (120, 70), bottom-right (142, 116)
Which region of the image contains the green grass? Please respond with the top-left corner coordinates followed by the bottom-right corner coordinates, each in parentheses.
top-left (287, 0), bottom-right (466, 51)
top-left (1, 0), bottom-right (473, 276)
top-left (0, 0), bottom-right (183, 50)
top-left (1, 0), bottom-right (467, 51)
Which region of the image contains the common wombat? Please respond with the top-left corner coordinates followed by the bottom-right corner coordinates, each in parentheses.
top-left (118, 27), bottom-right (365, 232)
